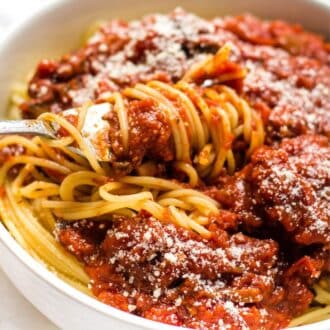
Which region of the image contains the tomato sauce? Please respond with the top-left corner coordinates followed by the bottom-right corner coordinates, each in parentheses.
top-left (21, 9), bottom-right (330, 141)
top-left (213, 135), bottom-right (330, 246)
top-left (58, 210), bottom-right (324, 329)
top-left (105, 99), bottom-right (173, 172)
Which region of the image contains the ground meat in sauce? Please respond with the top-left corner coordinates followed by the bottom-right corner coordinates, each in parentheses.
top-left (105, 99), bottom-right (173, 171)
top-left (21, 10), bottom-right (330, 142)
top-left (221, 14), bottom-right (330, 64)
top-left (21, 9), bottom-right (220, 117)
top-left (58, 214), bottom-right (323, 330)
top-left (213, 135), bottom-right (330, 245)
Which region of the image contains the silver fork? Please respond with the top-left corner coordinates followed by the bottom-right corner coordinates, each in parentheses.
top-left (0, 103), bottom-right (113, 162)
top-left (0, 119), bottom-right (57, 139)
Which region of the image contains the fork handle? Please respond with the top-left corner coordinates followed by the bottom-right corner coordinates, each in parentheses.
top-left (0, 120), bottom-right (56, 139)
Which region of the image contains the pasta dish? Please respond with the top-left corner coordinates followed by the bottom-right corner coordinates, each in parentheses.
top-left (1, 9), bottom-right (329, 330)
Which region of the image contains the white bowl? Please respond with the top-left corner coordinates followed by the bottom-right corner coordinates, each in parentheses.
top-left (0, 0), bottom-right (329, 329)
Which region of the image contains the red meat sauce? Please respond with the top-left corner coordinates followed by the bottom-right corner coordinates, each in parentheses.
top-left (209, 135), bottom-right (330, 246)
top-left (57, 213), bottom-right (321, 330)
top-left (105, 99), bottom-right (173, 172)
top-left (20, 9), bottom-right (330, 142)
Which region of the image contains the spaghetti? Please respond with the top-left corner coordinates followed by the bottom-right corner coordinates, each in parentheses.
top-left (54, 46), bottom-right (265, 182)
top-left (122, 81), bottom-right (264, 178)
top-left (0, 133), bottom-right (219, 237)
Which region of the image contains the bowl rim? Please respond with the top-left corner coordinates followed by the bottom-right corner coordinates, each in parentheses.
top-left (0, 0), bottom-right (329, 329)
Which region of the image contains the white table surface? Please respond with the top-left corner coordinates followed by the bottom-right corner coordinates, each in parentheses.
top-left (0, 1), bottom-right (329, 329)
top-left (0, 268), bottom-right (58, 330)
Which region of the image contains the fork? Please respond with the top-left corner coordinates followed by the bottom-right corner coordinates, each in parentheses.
top-left (0, 103), bottom-right (112, 162)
